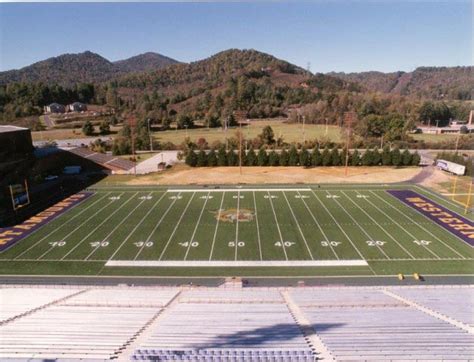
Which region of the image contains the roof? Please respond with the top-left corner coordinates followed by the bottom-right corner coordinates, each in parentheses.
top-left (71, 102), bottom-right (85, 106)
top-left (0, 125), bottom-right (29, 133)
top-left (48, 102), bottom-right (63, 107)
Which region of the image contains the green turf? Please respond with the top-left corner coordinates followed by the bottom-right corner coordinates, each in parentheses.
top-left (1, 184), bottom-right (473, 277)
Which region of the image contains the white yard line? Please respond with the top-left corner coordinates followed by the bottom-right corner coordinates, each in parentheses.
top-left (342, 191), bottom-right (420, 260)
top-left (267, 191), bottom-right (288, 261)
top-left (106, 260), bottom-right (369, 267)
top-left (252, 191), bottom-right (263, 261)
top-left (325, 190), bottom-right (390, 259)
top-left (184, 192), bottom-right (210, 260)
top-left (373, 191), bottom-right (467, 259)
top-left (282, 191), bottom-right (314, 260)
top-left (14, 192), bottom-right (110, 260)
top-left (85, 192), bottom-right (154, 260)
top-left (209, 192), bottom-right (226, 261)
top-left (309, 190), bottom-right (366, 260)
top-left (352, 190), bottom-right (439, 259)
top-left (58, 192), bottom-right (135, 260)
top-left (297, 191), bottom-right (339, 260)
top-left (158, 193), bottom-right (196, 261)
top-left (167, 188), bottom-right (311, 192)
top-left (234, 191), bottom-right (240, 261)
top-left (35, 194), bottom-right (119, 261)
top-left (133, 194), bottom-right (180, 260)
top-left (109, 193), bottom-right (169, 262)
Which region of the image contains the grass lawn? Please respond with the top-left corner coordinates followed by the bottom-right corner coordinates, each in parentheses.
top-left (152, 120), bottom-right (342, 145)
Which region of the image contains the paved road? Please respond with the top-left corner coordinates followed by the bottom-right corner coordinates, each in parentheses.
top-left (42, 114), bottom-right (55, 128)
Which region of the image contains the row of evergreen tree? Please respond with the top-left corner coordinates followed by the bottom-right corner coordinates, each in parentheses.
top-left (185, 146), bottom-right (420, 167)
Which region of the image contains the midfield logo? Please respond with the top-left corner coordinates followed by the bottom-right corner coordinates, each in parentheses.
top-left (214, 208), bottom-right (255, 223)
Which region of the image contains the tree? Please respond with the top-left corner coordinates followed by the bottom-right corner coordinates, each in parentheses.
top-left (288, 145), bottom-right (299, 166)
top-left (402, 149), bottom-right (412, 166)
top-left (361, 148), bottom-right (373, 166)
top-left (268, 150), bottom-right (279, 166)
top-left (259, 125), bottom-right (275, 145)
top-left (82, 120), bottom-right (94, 136)
top-left (257, 147), bottom-right (268, 166)
top-left (207, 149), bottom-right (217, 166)
top-left (299, 147), bottom-right (311, 167)
top-left (227, 147), bottom-right (237, 166)
top-left (197, 150), bottom-right (208, 167)
top-left (382, 145), bottom-right (392, 166)
top-left (411, 151), bottom-right (421, 166)
top-left (246, 146), bottom-right (257, 166)
top-left (322, 146), bottom-right (332, 166)
top-left (177, 114), bottom-right (194, 129)
top-left (206, 114), bottom-right (221, 128)
top-left (311, 148), bottom-right (322, 166)
top-left (217, 145), bottom-right (227, 166)
top-left (279, 148), bottom-right (289, 166)
top-left (351, 149), bottom-right (360, 166)
top-left (99, 120), bottom-right (110, 135)
top-left (372, 147), bottom-right (381, 166)
top-left (185, 150), bottom-right (197, 167)
top-left (330, 148), bottom-right (341, 166)
top-left (391, 148), bottom-right (402, 166)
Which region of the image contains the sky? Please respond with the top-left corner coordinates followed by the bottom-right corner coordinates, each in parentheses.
top-left (0, 1), bottom-right (472, 73)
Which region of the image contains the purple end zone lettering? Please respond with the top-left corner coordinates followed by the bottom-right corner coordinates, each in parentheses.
top-left (387, 190), bottom-right (474, 247)
top-left (0, 192), bottom-right (93, 252)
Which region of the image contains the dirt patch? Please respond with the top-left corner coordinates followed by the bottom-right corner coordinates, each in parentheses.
top-left (123, 165), bottom-right (421, 186)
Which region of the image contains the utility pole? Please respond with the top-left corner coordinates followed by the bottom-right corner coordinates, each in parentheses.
top-left (303, 115), bottom-right (306, 144)
top-left (344, 112), bottom-right (356, 177)
top-left (239, 120), bottom-right (243, 176)
top-left (130, 116), bottom-right (137, 176)
top-left (147, 118), bottom-right (153, 152)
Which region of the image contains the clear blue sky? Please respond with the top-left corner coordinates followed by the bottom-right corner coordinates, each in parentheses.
top-left (0, 1), bottom-right (471, 73)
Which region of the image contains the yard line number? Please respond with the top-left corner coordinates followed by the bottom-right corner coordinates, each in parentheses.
top-left (90, 241), bottom-right (109, 248)
top-left (134, 241), bottom-right (153, 247)
top-left (321, 241), bottom-right (341, 247)
top-left (366, 240), bottom-right (386, 247)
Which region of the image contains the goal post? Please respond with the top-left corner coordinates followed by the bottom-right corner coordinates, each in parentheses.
top-left (9, 179), bottom-right (30, 211)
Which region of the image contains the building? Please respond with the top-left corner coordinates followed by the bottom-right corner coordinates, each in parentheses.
top-left (67, 102), bottom-right (87, 112)
top-left (0, 126), bottom-right (34, 165)
top-left (44, 103), bottom-right (66, 114)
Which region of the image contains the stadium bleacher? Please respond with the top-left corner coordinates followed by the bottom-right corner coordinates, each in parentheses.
top-left (66, 147), bottom-right (135, 172)
top-left (0, 285), bottom-right (472, 361)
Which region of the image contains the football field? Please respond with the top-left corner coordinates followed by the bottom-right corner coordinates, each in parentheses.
top-left (1, 184), bottom-right (473, 277)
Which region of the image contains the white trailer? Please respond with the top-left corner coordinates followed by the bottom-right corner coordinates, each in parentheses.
top-left (436, 159), bottom-right (466, 176)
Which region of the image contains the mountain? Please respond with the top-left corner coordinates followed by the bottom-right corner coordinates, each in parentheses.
top-left (328, 66), bottom-right (473, 100)
top-left (114, 49), bottom-right (352, 116)
top-left (117, 49), bottom-right (350, 94)
top-left (0, 51), bottom-right (179, 86)
top-left (113, 52), bottom-right (179, 73)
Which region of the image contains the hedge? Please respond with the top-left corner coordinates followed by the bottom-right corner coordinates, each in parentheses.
top-left (185, 146), bottom-right (421, 167)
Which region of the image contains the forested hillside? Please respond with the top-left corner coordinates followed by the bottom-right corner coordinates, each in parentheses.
top-left (329, 66), bottom-right (473, 100)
